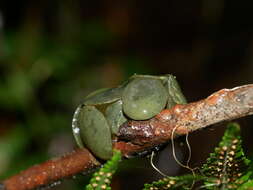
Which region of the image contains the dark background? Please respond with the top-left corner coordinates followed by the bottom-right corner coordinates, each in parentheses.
top-left (0, 1), bottom-right (253, 189)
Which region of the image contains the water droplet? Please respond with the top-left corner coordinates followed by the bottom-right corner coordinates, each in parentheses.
top-left (73, 127), bottom-right (80, 134)
top-left (72, 106), bottom-right (81, 125)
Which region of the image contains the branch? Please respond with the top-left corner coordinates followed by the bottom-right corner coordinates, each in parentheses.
top-left (2, 84), bottom-right (253, 190)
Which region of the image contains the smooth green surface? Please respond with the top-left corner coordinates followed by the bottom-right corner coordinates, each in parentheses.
top-left (164, 75), bottom-right (187, 107)
top-left (84, 88), bottom-right (110, 100)
top-left (105, 100), bottom-right (127, 134)
top-left (78, 105), bottom-right (112, 160)
top-left (84, 87), bottom-right (123, 106)
top-left (122, 78), bottom-right (168, 120)
top-left (128, 74), bottom-right (187, 109)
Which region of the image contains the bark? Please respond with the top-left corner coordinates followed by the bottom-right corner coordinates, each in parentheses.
top-left (2, 84), bottom-right (253, 190)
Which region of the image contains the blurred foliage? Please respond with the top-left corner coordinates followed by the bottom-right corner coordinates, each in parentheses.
top-left (0, 4), bottom-right (149, 189)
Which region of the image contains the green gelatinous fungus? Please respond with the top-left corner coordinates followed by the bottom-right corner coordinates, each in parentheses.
top-left (86, 150), bottom-right (122, 190)
top-left (105, 100), bottom-right (127, 135)
top-left (85, 88), bottom-right (110, 100)
top-left (77, 106), bottom-right (112, 160)
top-left (122, 78), bottom-right (168, 120)
top-left (84, 87), bottom-right (123, 106)
top-left (163, 74), bottom-right (187, 108)
top-left (72, 74), bottom-right (188, 160)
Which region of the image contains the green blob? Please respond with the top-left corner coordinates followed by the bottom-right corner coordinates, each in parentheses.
top-left (105, 100), bottom-right (127, 134)
top-left (163, 75), bottom-right (187, 107)
top-left (122, 78), bottom-right (168, 120)
top-left (84, 88), bottom-right (110, 99)
top-left (84, 87), bottom-right (123, 106)
top-left (77, 105), bottom-right (112, 160)
top-left (129, 74), bottom-right (187, 109)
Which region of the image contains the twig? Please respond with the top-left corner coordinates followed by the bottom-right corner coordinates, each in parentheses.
top-left (2, 84), bottom-right (253, 190)
top-left (1, 149), bottom-right (100, 190)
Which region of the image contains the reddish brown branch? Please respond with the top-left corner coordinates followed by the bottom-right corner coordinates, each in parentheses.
top-left (2, 84), bottom-right (253, 190)
top-left (2, 149), bottom-right (100, 190)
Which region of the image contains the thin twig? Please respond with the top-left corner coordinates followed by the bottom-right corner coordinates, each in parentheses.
top-left (1, 149), bottom-right (100, 190)
top-left (2, 84), bottom-right (253, 190)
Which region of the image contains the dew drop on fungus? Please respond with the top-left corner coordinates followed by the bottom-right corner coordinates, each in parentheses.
top-left (73, 127), bottom-right (80, 134)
